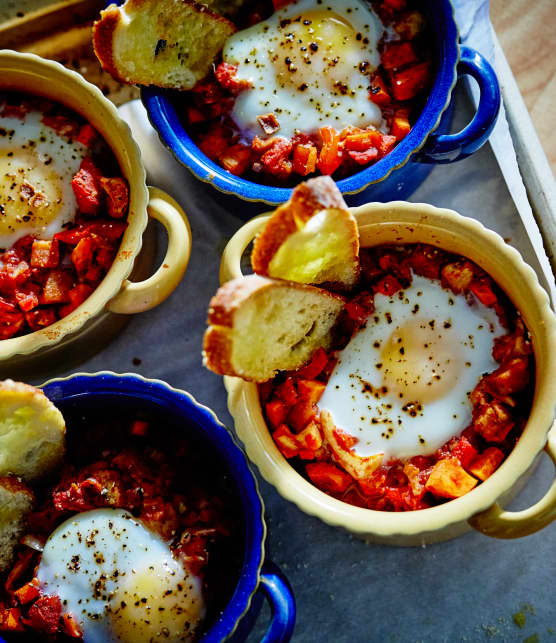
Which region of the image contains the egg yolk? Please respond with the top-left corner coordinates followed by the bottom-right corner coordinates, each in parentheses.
top-left (275, 9), bottom-right (367, 91)
top-left (110, 563), bottom-right (204, 643)
top-left (0, 149), bottom-right (63, 240)
top-left (380, 317), bottom-right (463, 403)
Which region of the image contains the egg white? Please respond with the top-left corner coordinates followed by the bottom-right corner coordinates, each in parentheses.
top-left (37, 509), bottom-right (205, 643)
top-left (223, 0), bottom-right (385, 140)
top-left (318, 275), bottom-right (506, 460)
top-left (0, 108), bottom-right (87, 249)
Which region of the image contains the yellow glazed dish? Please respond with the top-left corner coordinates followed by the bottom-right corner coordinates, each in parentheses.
top-left (221, 202), bottom-right (556, 546)
top-left (0, 50), bottom-right (191, 371)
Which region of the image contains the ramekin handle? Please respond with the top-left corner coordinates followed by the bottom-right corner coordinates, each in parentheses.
top-left (258, 561), bottom-right (296, 643)
top-left (220, 215), bottom-right (269, 285)
top-left (469, 427), bottom-right (556, 539)
top-left (108, 186), bottom-right (191, 314)
top-left (417, 46), bottom-right (501, 163)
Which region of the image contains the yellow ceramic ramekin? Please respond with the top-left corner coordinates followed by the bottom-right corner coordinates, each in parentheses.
top-left (220, 202), bottom-right (556, 546)
top-left (0, 50), bottom-right (191, 370)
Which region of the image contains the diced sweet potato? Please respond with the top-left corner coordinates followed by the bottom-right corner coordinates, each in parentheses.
top-left (296, 379), bottom-right (325, 405)
top-left (0, 311), bottom-right (24, 339)
top-left (424, 459), bottom-right (478, 499)
top-left (472, 401), bottom-right (514, 442)
top-left (297, 420), bottom-right (323, 452)
top-left (14, 578), bottom-right (40, 605)
top-left (40, 270), bottom-right (74, 304)
top-left (441, 261), bottom-right (474, 294)
top-left (25, 308), bottom-right (57, 331)
top-left (468, 447), bottom-right (505, 481)
top-left (219, 144), bottom-right (252, 176)
top-left (470, 276), bottom-right (497, 307)
top-left (306, 462), bottom-right (352, 494)
top-left (273, 424), bottom-right (299, 459)
top-left (292, 143), bottom-right (318, 176)
top-left (30, 239), bottom-right (60, 268)
top-left (484, 358), bottom-right (530, 396)
top-left (266, 399), bottom-right (289, 428)
top-left (58, 284), bottom-right (94, 318)
top-left (317, 126), bottom-right (342, 175)
top-left (288, 399), bottom-right (317, 432)
top-left (1, 607), bottom-right (25, 632)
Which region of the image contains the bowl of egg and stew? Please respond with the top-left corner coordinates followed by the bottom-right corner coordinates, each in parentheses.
top-left (221, 201), bottom-right (556, 545)
top-left (0, 51), bottom-right (191, 375)
top-left (0, 373), bottom-right (295, 642)
top-left (141, 0), bottom-right (501, 204)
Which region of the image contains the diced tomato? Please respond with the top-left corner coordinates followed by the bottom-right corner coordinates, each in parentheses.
top-left (14, 578), bottom-right (40, 605)
top-left (72, 157), bottom-right (103, 215)
top-left (55, 221), bottom-right (126, 245)
top-left (317, 126), bottom-right (342, 175)
top-left (296, 379), bottom-right (325, 405)
top-left (40, 269), bottom-right (74, 304)
top-left (470, 277), bottom-right (497, 307)
top-left (62, 612), bottom-right (82, 638)
top-left (296, 347), bottom-right (328, 380)
top-left (215, 62), bottom-right (251, 94)
top-left (292, 143), bottom-right (318, 176)
top-left (374, 274), bottom-right (403, 296)
top-left (408, 245), bottom-right (443, 279)
top-left (41, 114), bottom-right (80, 139)
top-left (260, 138), bottom-right (293, 176)
top-left (30, 239), bottom-right (59, 268)
top-left (266, 399), bottom-right (289, 428)
top-left (25, 307), bottom-right (57, 331)
top-left (100, 177), bottom-right (129, 218)
top-left (219, 144), bottom-right (252, 176)
top-left (25, 594), bottom-right (62, 635)
top-left (131, 420), bottom-right (149, 436)
top-left (381, 42), bottom-right (418, 70)
top-left (306, 462), bottom-right (352, 494)
top-left (390, 62), bottom-right (431, 101)
top-left (368, 71), bottom-right (391, 106)
top-left (58, 283), bottom-right (94, 318)
top-left (0, 310), bottom-right (24, 339)
top-left (76, 123), bottom-right (97, 147)
top-left (275, 377), bottom-right (298, 405)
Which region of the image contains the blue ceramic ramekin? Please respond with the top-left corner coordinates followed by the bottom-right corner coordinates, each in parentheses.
top-left (140, 0), bottom-right (501, 205)
top-left (0, 372), bottom-right (295, 643)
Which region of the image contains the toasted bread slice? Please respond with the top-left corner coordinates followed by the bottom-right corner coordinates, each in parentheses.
top-left (0, 380), bottom-right (66, 482)
top-left (93, 0), bottom-right (236, 90)
top-left (251, 177), bottom-right (360, 290)
top-left (0, 476), bottom-right (34, 573)
top-left (203, 275), bottom-right (345, 381)
top-left (201, 0), bottom-right (244, 17)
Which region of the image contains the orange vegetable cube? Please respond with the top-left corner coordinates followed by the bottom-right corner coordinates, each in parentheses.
top-left (100, 177), bottom-right (129, 218)
top-left (391, 109), bottom-right (411, 141)
top-left (368, 72), bottom-right (391, 107)
top-left (391, 62), bottom-right (431, 101)
top-left (468, 447), bottom-right (505, 481)
top-left (30, 239), bottom-right (60, 268)
top-left (14, 578), bottom-right (40, 605)
top-left (425, 459), bottom-right (478, 499)
top-left (381, 42), bottom-right (418, 70)
top-left (266, 399), bottom-right (289, 428)
top-left (306, 462), bottom-right (352, 494)
top-left (296, 379), bottom-right (325, 405)
top-left (220, 144), bottom-right (252, 176)
top-left (276, 377), bottom-right (298, 405)
top-left (296, 347), bottom-right (328, 379)
top-left (441, 261), bottom-right (475, 294)
top-left (40, 270), bottom-right (74, 304)
top-left (317, 126), bottom-right (342, 175)
top-left (273, 424), bottom-right (299, 459)
top-left (470, 276), bottom-right (497, 307)
top-left (485, 358), bottom-right (530, 396)
top-left (62, 612), bottom-right (83, 638)
top-left (292, 143), bottom-right (318, 176)
top-left (288, 399), bottom-right (317, 433)
top-left (1, 607), bottom-right (24, 632)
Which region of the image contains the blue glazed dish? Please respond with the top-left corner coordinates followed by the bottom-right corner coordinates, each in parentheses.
top-left (0, 372), bottom-right (295, 643)
top-left (139, 0), bottom-right (501, 205)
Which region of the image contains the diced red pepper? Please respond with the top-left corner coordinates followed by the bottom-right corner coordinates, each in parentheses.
top-left (470, 277), bottom-right (497, 307)
top-left (76, 123), bottom-right (97, 147)
top-left (100, 177), bottom-right (129, 218)
top-left (186, 106), bottom-right (206, 124)
top-left (272, 0), bottom-right (294, 8)
top-left (266, 399), bottom-right (289, 428)
top-left (292, 143), bottom-right (318, 176)
top-left (131, 420), bottom-right (149, 436)
top-left (30, 239), bottom-right (60, 268)
top-left (390, 62), bottom-right (431, 101)
top-left (374, 274), bottom-right (403, 296)
top-left (58, 283), bottom-right (94, 318)
top-left (72, 157), bottom-right (103, 215)
top-left (296, 347), bottom-right (328, 380)
top-left (368, 72), bottom-right (391, 107)
top-left (306, 462), bottom-right (352, 494)
top-left (25, 307), bottom-right (57, 331)
top-left (317, 127), bottom-right (342, 175)
top-left (25, 594), bottom-right (62, 635)
top-left (381, 42), bottom-right (418, 70)
top-left (275, 377), bottom-right (298, 405)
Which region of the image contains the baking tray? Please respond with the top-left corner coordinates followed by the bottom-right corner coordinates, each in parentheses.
top-left (2, 6), bottom-right (556, 642)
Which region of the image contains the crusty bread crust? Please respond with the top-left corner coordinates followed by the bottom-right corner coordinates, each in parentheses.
top-left (251, 176), bottom-right (349, 277)
top-left (93, 0), bottom-right (235, 89)
top-left (0, 475), bottom-right (34, 574)
top-left (203, 275), bottom-right (345, 381)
